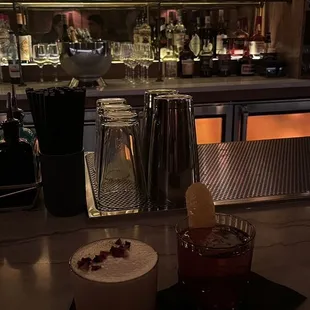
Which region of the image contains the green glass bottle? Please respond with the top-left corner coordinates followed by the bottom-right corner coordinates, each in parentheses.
top-left (0, 85), bottom-right (36, 147)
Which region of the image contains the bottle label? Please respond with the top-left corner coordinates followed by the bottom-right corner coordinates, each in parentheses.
top-left (182, 59), bottom-right (194, 76)
top-left (218, 54), bottom-right (231, 72)
top-left (9, 62), bottom-right (21, 79)
top-left (189, 34), bottom-right (201, 57)
top-left (200, 55), bottom-right (213, 68)
top-left (249, 41), bottom-right (265, 55)
top-left (234, 38), bottom-right (245, 55)
top-left (241, 63), bottom-right (254, 75)
top-left (164, 61), bottom-right (177, 78)
top-left (216, 34), bottom-right (224, 54)
top-left (205, 16), bottom-right (211, 24)
top-left (166, 31), bottom-right (173, 40)
top-left (174, 33), bottom-right (185, 53)
top-left (134, 33), bottom-right (140, 44)
top-left (160, 24), bottom-right (166, 32)
top-left (19, 35), bottom-right (30, 61)
top-left (142, 35), bottom-right (151, 44)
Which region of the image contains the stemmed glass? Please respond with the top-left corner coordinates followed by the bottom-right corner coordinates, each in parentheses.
top-left (120, 42), bottom-right (130, 82)
top-left (141, 44), bottom-right (154, 84)
top-left (111, 42), bottom-right (121, 61)
top-left (128, 43), bottom-right (138, 85)
top-left (33, 44), bottom-right (47, 83)
top-left (47, 43), bottom-right (60, 82)
top-left (120, 43), bottom-right (137, 85)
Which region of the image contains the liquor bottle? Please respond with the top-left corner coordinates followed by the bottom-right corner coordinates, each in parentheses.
top-left (159, 17), bottom-right (167, 49)
top-left (133, 17), bottom-right (141, 43)
top-left (189, 16), bottom-right (201, 58)
top-left (3, 14), bottom-right (10, 30)
top-left (7, 31), bottom-right (21, 85)
top-left (179, 35), bottom-right (195, 78)
top-left (166, 12), bottom-right (175, 51)
top-left (218, 38), bottom-right (231, 77)
top-left (216, 9), bottom-right (226, 55)
top-left (200, 25), bottom-right (214, 79)
top-left (11, 85), bottom-right (36, 147)
top-left (174, 11), bottom-right (186, 55)
top-left (140, 15), bottom-right (152, 44)
top-left (232, 19), bottom-right (249, 56)
top-left (0, 14), bottom-right (9, 63)
top-left (152, 25), bottom-right (158, 58)
top-left (265, 30), bottom-right (271, 53)
top-left (0, 92), bottom-right (36, 187)
top-left (162, 50), bottom-right (178, 79)
top-left (201, 11), bottom-right (215, 56)
top-left (237, 41), bottom-right (254, 76)
top-left (249, 16), bottom-right (265, 56)
top-left (16, 13), bottom-right (31, 63)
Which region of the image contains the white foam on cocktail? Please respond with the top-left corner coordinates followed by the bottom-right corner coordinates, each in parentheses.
top-left (70, 238), bottom-right (158, 283)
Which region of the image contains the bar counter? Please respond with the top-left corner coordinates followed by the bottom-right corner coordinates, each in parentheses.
top-left (0, 201), bottom-right (309, 310)
top-left (1, 77), bottom-right (310, 111)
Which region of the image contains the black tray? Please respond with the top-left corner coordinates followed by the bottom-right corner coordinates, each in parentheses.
top-left (70, 272), bottom-right (306, 310)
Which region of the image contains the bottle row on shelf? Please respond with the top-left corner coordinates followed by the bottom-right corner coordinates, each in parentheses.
top-left (133, 9), bottom-right (271, 60)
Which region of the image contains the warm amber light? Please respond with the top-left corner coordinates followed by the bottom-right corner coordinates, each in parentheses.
top-left (195, 118), bottom-right (222, 145)
top-left (247, 113), bottom-right (310, 141)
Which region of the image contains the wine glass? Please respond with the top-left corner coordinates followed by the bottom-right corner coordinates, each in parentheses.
top-left (141, 44), bottom-right (154, 84)
top-left (120, 42), bottom-right (130, 83)
top-left (111, 41), bottom-right (121, 61)
top-left (33, 44), bottom-right (47, 83)
top-left (47, 43), bottom-right (60, 82)
top-left (135, 43), bottom-right (146, 83)
top-left (128, 43), bottom-right (138, 85)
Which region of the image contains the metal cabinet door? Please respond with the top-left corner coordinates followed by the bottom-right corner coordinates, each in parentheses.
top-left (233, 99), bottom-right (310, 141)
top-left (194, 103), bottom-right (234, 143)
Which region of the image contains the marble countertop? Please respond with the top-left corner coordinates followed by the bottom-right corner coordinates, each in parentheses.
top-left (1, 77), bottom-right (310, 100)
top-left (1, 201), bottom-right (310, 310)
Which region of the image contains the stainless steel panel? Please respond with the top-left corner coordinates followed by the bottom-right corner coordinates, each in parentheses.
top-left (233, 99), bottom-right (310, 141)
top-left (85, 137), bottom-right (310, 218)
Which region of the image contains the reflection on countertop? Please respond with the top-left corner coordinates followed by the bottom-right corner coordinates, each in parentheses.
top-left (0, 201), bottom-right (310, 310)
top-left (1, 77), bottom-right (310, 100)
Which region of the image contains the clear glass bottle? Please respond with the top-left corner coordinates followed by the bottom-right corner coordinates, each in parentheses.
top-left (216, 9), bottom-right (226, 55)
top-left (140, 15), bottom-right (152, 44)
top-left (7, 31), bottom-right (21, 85)
top-left (162, 50), bottom-right (178, 79)
top-left (133, 17), bottom-right (141, 43)
top-left (166, 11), bottom-right (175, 51)
top-left (174, 11), bottom-right (186, 55)
top-left (249, 16), bottom-right (265, 56)
top-left (233, 19), bottom-right (249, 56)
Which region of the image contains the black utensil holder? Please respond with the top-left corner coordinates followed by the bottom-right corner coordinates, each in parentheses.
top-left (40, 150), bottom-right (86, 217)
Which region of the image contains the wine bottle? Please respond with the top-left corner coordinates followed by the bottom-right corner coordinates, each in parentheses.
top-left (179, 35), bottom-right (195, 78)
top-left (16, 13), bottom-right (31, 63)
top-left (7, 31), bottom-right (21, 85)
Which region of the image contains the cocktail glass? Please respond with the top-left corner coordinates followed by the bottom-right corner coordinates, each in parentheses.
top-left (69, 238), bottom-right (158, 310)
top-left (176, 213), bottom-right (256, 310)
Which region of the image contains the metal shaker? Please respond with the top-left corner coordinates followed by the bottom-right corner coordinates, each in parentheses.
top-left (142, 89), bottom-right (178, 179)
top-left (148, 94), bottom-right (200, 206)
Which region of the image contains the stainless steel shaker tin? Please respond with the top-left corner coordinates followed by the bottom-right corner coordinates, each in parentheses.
top-left (148, 93), bottom-right (200, 206)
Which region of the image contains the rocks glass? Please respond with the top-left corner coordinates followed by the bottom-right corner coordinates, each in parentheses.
top-left (176, 213), bottom-right (256, 309)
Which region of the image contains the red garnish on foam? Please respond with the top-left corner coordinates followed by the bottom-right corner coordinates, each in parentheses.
top-left (77, 239), bottom-right (131, 271)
